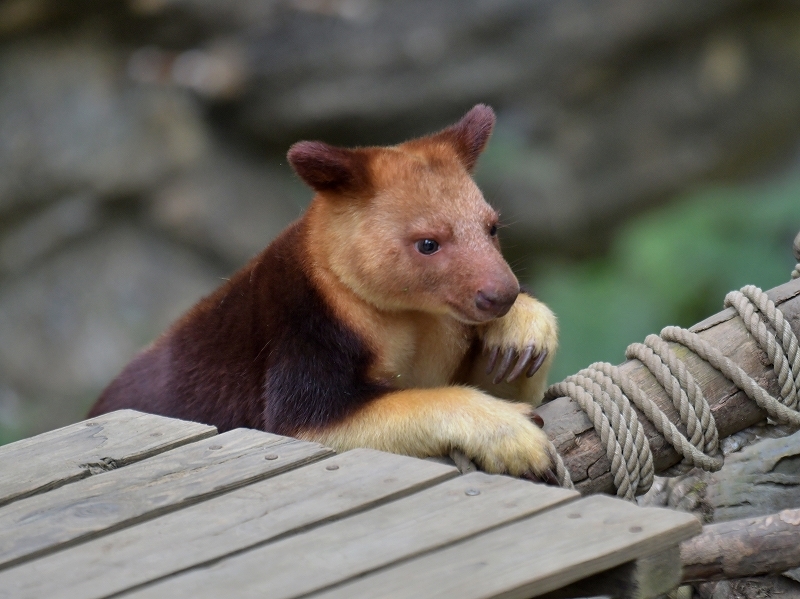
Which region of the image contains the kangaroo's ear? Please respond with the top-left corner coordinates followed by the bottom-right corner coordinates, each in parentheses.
top-left (287, 141), bottom-right (372, 196)
top-left (437, 104), bottom-right (496, 172)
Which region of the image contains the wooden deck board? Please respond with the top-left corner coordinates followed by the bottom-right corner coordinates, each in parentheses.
top-left (0, 410), bottom-right (215, 507)
top-left (308, 495), bottom-right (701, 599)
top-left (0, 410), bottom-right (701, 599)
top-left (0, 449), bottom-right (458, 599)
top-left (0, 428), bottom-right (332, 570)
top-left (122, 472), bottom-right (579, 599)
top-left (555, 546), bottom-right (683, 599)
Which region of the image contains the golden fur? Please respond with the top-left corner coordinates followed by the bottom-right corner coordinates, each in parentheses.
top-left (297, 106), bottom-right (559, 477)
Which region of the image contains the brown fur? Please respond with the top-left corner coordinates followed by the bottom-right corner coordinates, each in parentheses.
top-left (89, 105), bottom-right (559, 478)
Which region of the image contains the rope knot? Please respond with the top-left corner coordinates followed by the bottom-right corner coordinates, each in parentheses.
top-left (546, 284), bottom-right (800, 500)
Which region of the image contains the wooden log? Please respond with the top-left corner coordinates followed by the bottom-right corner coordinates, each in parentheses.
top-left (538, 277), bottom-right (800, 495)
top-left (695, 576), bottom-right (800, 599)
top-left (681, 508), bottom-right (800, 582)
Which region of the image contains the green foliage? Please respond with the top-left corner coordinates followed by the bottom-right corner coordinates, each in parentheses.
top-left (531, 174), bottom-right (800, 382)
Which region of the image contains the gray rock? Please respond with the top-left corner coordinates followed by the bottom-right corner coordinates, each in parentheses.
top-left (148, 148), bottom-right (310, 264)
top-left (0, 193), bottom-right (101, 274)
top-left (3, 0), bottom-right (800, 449)
top-left (118, 0), bottom-right (800, 249)
top-left (0, 226), bottom-right (224, 440)
top-left (696, 576), bottom-right (800, 599)
top-left (0, 34), bottom-right (209, 212)
top-left (707, 429), bottom-right (800, 523)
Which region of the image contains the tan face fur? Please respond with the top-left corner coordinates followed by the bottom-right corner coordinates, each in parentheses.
top-left (318, 147), bottom-right (517, 323)
top-left (289, 105), bottom-right (519, 324)
top-left (290, 104), bottom-right (519, 325)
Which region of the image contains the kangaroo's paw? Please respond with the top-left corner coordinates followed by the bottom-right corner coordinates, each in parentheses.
top-left (481, 293), bottom-right (558, 384)
top-left (462, 397), bottom-right (556, 482)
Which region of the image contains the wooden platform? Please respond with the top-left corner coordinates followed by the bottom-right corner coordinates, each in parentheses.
top-left (0, 410), bottom-right (700, 599)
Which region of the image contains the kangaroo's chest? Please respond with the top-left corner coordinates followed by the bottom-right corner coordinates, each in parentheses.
top-left (369, 314), bottom-right (474, 389)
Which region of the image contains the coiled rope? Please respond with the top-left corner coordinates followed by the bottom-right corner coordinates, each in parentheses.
top-left (545, 279), bottom-right (800, 500)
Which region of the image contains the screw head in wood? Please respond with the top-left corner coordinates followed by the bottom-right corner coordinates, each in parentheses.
top-left (465, 488), bottom-right (480, 496)
top-left (326, 464), bottom-right (339, 470)
top-left (265, 454), bottom-right (279, 460)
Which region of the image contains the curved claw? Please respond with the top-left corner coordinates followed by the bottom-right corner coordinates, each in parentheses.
top-left (485, 346), bottom-right (500, 375)
top-left (520, 468), bottom-right (559, 487)
top-left (493, 347), bottom-right (517, 384)
top-left (530, 412), bottom-right (544, 428)
top-left (526, 349), bottom-right (548, 378)
top-left (541, 468), bottom-right (560, 486)
top-left (506, 345), bottom-right (534, 383)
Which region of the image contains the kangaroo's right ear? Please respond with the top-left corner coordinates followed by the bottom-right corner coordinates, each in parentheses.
top-left (287, 141), bottom-right (372, 196)
top-left (436, 104), bottom-right (495, 172)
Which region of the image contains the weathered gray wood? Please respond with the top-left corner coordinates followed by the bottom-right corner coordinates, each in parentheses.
top-left (0, 449), bottom-right (457, 599)
top-left (540, 277), bottom-right (800, 495)
top-left (122, 472), bottom-right (579, 599)
top-left (696, 576), bottom-right (800, 599)
top-left (706, 429), bottom-right (800, 522)
top-left (681, 508), bottom-right (800, 582)
top-left (0, 409), bottom-right (216, 507)
top-left (0, 428), bottom-right (331, 570)
top-left (308, 496), bottom-right (701, 599)
top-left (542, 546), bottom-right (683, 599)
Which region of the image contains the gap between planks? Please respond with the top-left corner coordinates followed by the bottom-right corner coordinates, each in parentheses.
top-left (0, 410), bottom-right (216, 507)
top-left (0, 428), bottom-right (331, 571)
top-left (0, 448), bottom-right (460, 599)
top-left (306, 496), bottom-right (700, 599)
top-left (120, 473), bottom-right (580, 599)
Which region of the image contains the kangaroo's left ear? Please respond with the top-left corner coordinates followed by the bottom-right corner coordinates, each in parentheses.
top-left (287, 141), bottom-right (373, 197)
top-left (437, 104), bottom-right (496, 172)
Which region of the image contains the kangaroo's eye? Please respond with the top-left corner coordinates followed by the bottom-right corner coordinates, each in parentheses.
top-left (415, 239), bottom-right (440, 255)
top-left (489, 224), bottom-right (498, 237)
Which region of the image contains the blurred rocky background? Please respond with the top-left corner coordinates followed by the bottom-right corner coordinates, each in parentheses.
top-left (2, 0), bottom-right (800, 447)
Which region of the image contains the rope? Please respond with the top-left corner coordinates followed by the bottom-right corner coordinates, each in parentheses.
top-left (545, 283), bottom-right (800, 500)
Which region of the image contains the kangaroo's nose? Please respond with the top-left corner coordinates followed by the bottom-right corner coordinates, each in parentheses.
top-left (475, 288), bottom-right (517, 318)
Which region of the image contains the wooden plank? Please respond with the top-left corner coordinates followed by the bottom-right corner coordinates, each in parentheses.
top-left (0, 449), bottom-right (458, 599)
top-left (309, 495), bottom-right (701, 599)
top-left (0, 410), bottom-right (216, 507)
top-left (123, 472), bottom-right (579, 599)
top-left (542, 546), bottom-right (683, 599)
top-left (0, 428), bottom-right (331, 570)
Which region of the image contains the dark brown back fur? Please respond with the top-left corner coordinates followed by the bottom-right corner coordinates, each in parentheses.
top-left (89, 220), bottom-right (388, 435)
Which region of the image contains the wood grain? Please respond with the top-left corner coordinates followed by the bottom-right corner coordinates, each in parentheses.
top-left (0, 428), bottom-right (331, 570)
top-left (0, 410), bottom-right (216, 507)
top-left (122, 473), bottom-right (579, 599)
top-left (539, 277), bottom-right (800, 495)
top-left (309, 496), bottom-right (701, 599)
top-left (0, 449), bottom-right (457, 599)
top-left (705, 429), bottom-right (800, 522)
top-left (681, 508), bottom-right (800, 582)
top-left (541, 546), bottom-right (682, 599)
